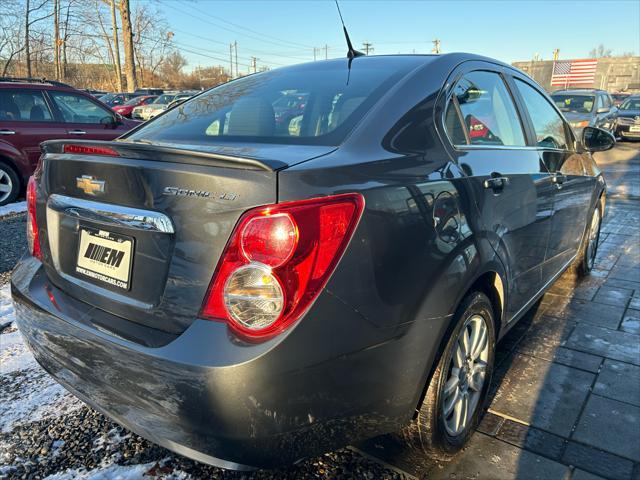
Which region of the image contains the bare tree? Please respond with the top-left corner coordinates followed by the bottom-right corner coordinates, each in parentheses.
top-left (132, 3), bottom-right (172, 87)
top-left (589, 44), bottom-right (613, 58)
top-left (0, 0), bottom-right (24, 76)
top-left (25, 0), bottom-right (54, 77)
top-left (119, 0), bottom-right (136, 90)
top-left (108, 0), bottom-right (123, 91)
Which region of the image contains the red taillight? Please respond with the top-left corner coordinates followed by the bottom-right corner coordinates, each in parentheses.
top-left (26, 176), bottom-right (42, 259)
top-left (63, 144), bottom-right (119, 157)
top-left (201, 193), bottom-right (365, 341)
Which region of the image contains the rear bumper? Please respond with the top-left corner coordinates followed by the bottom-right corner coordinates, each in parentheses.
top-left (11, 257), bottom-right (437, 469)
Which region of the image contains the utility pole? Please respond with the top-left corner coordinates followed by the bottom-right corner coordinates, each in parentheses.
top-left (119, 0), bottom-right (137, 91)
top-left (234, 41), bottom-right (238, 78)
top-left (324, 44), bottom-right (328, 60)
top-left (229, 43), bottom-right (234, 79)
top-left (431, 39), bottom-right (441, 54)
top-left (313, 47), bottom-right (317, 61)
top-left (251, 57), bottom-right (257, 73)
top-left (109, 0), bottom-right (123, 91)
top-left (362, 42), bottom-right (374, 55)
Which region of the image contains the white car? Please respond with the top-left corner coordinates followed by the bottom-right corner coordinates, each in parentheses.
top-left (132, 92), bottom-right (194, 120)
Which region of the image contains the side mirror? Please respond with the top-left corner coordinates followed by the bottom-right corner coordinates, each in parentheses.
top-left (596, 107), bottom-right (610, 114)
top-left (582, 126), bottom-right (615, 152)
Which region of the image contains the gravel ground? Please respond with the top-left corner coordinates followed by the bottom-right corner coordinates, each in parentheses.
top-left (0, 213), bottom-right (26, 286)
top-left (0, 210), bottom-right (410, 479)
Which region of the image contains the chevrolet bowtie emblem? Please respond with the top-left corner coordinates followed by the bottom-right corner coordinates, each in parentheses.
top-left (76, 175), bottom-right (105, 196)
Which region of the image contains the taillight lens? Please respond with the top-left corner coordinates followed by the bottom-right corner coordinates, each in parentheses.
top-left (201, 193), bottom-right (365, 341)
top-left (26, 176), bottom-right (42, 259)
top-left (63, 144), bottom-right (119, 156)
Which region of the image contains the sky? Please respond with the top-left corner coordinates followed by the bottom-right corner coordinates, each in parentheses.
top-left (132, 0), bottom-right (640, 73)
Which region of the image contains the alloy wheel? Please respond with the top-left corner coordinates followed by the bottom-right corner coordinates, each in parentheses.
top-left (442, 314), bottom-right (490, 437)
top-left (0, 168), bottom-right (13, 204)
top-left (585, 207), bottom-right (601, 270)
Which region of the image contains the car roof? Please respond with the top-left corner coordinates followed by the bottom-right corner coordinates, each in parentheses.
top-left (552, 89), bottom-right (607, 95)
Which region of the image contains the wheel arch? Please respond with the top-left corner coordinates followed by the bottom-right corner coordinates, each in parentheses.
top-left (411, 264), bottom-right (506, 418)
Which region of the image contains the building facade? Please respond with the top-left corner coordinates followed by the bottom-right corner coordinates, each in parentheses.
top-left (512, 57), bottom-right (640, 93)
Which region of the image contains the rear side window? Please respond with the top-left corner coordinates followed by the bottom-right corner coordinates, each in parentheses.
top-left (126, 58), bottom-right (426, 146)
top-left (0, 89), bottom-right (53, 122)
top-left (514, 79), bottom-right (569, 150)
top-left (445, 71), bottom-right (525, 147)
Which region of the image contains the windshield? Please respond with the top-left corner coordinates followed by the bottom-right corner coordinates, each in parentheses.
top-left (620, 97), bottom-right (640, 110)
top-left (551, 94), bottom-right (595, 114)
top-left (126, 58), bottom-right (424, 146)
top-left (153, 94), bottom-right (176, 104)
top-left (100, 93), bottom-right (115, 103)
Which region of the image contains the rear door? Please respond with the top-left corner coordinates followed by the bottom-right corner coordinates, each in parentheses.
top-left (510, 76), bottom-right (595, 280)
top-left (441, 64), bottom-right (556, 322)
top-left (46, 90), bottom-right (123, 141)
top-left (0, 87), bottom-right (65, 171)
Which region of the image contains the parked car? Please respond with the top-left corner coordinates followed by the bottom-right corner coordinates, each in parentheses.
top-left (131, 92), bottom-right (180, 120)
top-left (551, 89), bottom-right (616, 138)
top-left (12, 54), bottom-right (613, 469)
top-left (165, 92), bottom-right (198, 111)
top-left (613, 94), bottom-right (640, 140)
top-left (112, 95), bottom-right (158, 118)
top-left (99, 92), bottom-right (139, 107)
top-left (133, 92), bottom-right (196, 120)
top-left (0, 77), bottom-right (138, 205)
top-left (611, 92), bottom-right (630, 107)
top-left (82, 89), bottom-right (108, 98)
top-left (134, 88), bottom-right (164, 96)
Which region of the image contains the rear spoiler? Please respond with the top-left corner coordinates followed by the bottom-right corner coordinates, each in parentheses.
top-left (41, 139), bottom-right (283, 172)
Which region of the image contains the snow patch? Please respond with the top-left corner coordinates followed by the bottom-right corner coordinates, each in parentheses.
top-left (44, 460), bottom-right (192, 480)
top-left (0, 200), bottom-right (27, 218)
top-left (0, 326), bottom-right (82, 433)
top-left (0, 283), bottom-right (15, 329)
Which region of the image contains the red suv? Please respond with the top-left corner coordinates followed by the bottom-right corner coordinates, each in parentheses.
top-left (0, 78), bottom-right (139, 205)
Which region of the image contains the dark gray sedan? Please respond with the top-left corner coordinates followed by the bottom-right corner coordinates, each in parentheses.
top-left (12, 53), bottom-right (613, 470)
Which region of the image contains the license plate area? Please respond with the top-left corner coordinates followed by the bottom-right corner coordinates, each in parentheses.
top-left (629, 125), bottom-right (640, 132)
top-left (76, 227), bottom-right (134, 291)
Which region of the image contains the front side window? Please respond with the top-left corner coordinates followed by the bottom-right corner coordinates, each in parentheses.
top-left (126, 57), bottom-right (427, 146)
top-left (620, 97), bottom-right (640, 110)
top-left (0, 89), bottom-right (53, 122)
top-left (445, 71), bottom-right (526, 147)
top-left (49, 92), bottom-right (114, 124)
top-left (515, 79), bottom-right (569, 150)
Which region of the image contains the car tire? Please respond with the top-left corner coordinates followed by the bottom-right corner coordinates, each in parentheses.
top-left (0, 162), bottom-right (20, 206)
top-left (571, 202), bottom-right (602, 277)
top-left (400, 291), bottom-right (495, 460)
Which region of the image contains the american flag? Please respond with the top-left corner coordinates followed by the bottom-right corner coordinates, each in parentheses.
top-left (550, 59), bottom-right (598, 87)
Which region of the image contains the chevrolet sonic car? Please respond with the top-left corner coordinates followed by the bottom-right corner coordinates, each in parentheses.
top-left (12, 53), bottom-right (613, 470)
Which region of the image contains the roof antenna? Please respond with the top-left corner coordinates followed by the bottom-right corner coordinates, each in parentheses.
top-left (335, 0), bottom-right (364, 59)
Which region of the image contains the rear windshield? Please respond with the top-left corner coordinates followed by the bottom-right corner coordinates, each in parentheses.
top-left (126, 58), bottom-right (424, 146)
top-left (551, 94), bottom-right (595, 114)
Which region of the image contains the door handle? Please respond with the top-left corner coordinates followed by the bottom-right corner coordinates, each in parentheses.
top-left (67, 129), bottom-right (86, 135)
top-left (0, 129), bottom-right (16, 135)
top-left (483, 176), bottom-right (509, 190)
top-left (552, 173), bottom-right (567, 187)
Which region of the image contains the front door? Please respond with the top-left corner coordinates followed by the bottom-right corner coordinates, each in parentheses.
top-left (442, 68), bottom-right (555, 321)
top-left (46, 90), bottom-right (121, 142)
top-left (510, 77), bottom-right (596, 281)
